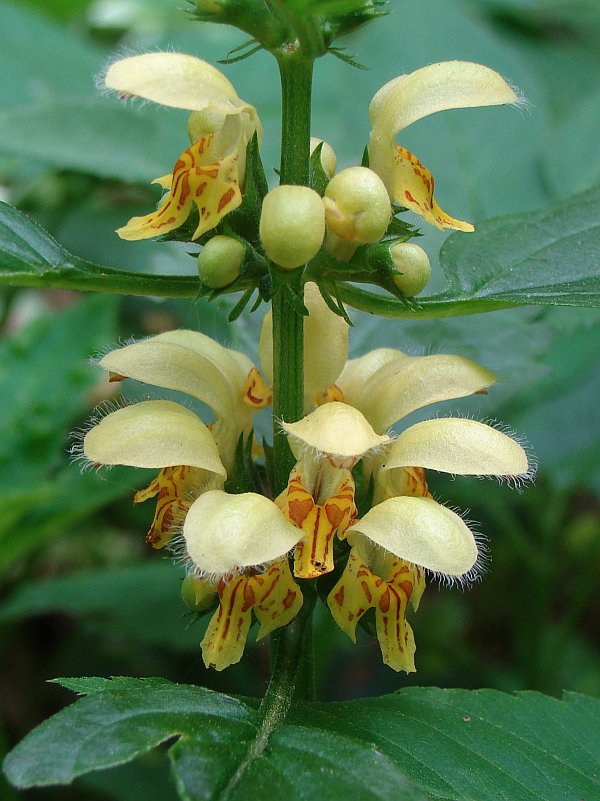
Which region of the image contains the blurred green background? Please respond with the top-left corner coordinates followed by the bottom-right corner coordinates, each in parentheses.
top-left (1, 0), bottom-right (600, 797)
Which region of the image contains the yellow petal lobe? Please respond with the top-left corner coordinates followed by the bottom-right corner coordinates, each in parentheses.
top-left (278, 464), bottom-right (356, 578)
top-left (201, 559), bottom-right (302, 670)
top-left (328, 547), bottom-right (425, 673)
top-left (242, 367), bottom-right (272, 409)
top-left (116, 137), bottom-right (241, 241)
top-left (134, 465), bottom-right (221, 549)
top-left (394, 146), bottom-right (474, 232)
top-left (252, 559), bottom-right (304, 640)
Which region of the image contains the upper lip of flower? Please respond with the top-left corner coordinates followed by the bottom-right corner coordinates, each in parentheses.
top-left (367, 60), bottom-right (521, 231)
top-left (83, 329), bottom-right (260, 475)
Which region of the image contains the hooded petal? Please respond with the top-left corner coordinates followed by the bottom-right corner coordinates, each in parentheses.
top-left (369, 62), bottom-right (518, 137)
top-left (282, 402), bottom-right (392, 469)
top-left (260, 282), bottom-right (349, 412)
top-left (381, 418), bottom-right (530, 477)
top-left (183, 490), bottom-right (302, 575)
top-left (337, 350), bottom-right (496, 434)
top-left (83, 400), bottom-right (226, 477)
top-left (347, 496), bottom-right (478, 577)
top-left (99, 338), bottom-right (237, 422)
top-left (105, 52), bottom-right (247, 114)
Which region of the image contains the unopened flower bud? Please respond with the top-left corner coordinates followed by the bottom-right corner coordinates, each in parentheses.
top-left (323, 167), bottom-right (390, 245)
top-left (390, 242), bottom-right (431, 296)
top-left (195, 0), bottom-right (220, 12)
top-left (181, 574), bottom-right (218, 613)
top-left (197, 235), bottom-right (244, 288)
top-left (310, 137), bottom-right (337, 179)
top-left (260, 185), bottom-right (325, 270)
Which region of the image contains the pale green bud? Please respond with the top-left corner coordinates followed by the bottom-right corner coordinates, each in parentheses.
top-left (323, 166), bottom-right (390, 244)
top-left (260, 185), bottom-right (325, 270)
top-left (310, 137), bottom-right (337, 179)
top-left (390, 242), bottom-right (431, 296)
top-left (181, 575), bottom-right (218, 613)
top-left (197, 235), bottom-right (244, 288)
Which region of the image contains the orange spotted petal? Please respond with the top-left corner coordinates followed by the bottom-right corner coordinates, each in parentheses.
top-left (251, 559), bottom-right (303, 640)
top-left (116, 137), bottom-right (241, 241)
top-left (327, 546), bottom-right (425, 673)
top-left (200, 559), bottom-right (302, 670)
top-left (278, 463), bottom-right (356, 579)
top-left (393, 146), bottom-right (474, 232)
top-left (134, 465), bottom-right (222, 549)
top-left (201, 575), bottom-right (254, 671)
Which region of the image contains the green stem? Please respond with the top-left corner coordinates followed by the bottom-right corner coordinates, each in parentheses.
top-left (277, 53), bottom-right (314, 186)
top-left (271, 52), bottom-right (315, 496)
top-left (260, 47), bottom-right (316, 722)
top-left (272, 286), bottom-right (305, 494)
top-left (216, 590), bottom-right (316, 801)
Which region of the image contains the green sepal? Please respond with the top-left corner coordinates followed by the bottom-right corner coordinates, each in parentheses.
top-left (180, 575), bottom-right (219, 617)
top-left (223, 133), bottom-right (268, 246)
top-left (313, 278), bottom-right (353, 324)
top-left (352, 461), bottom-right (375, 519)
top-left (269, 269), bottom-right (309, 316)
top-left (226, 285), bottom-right (256, 322)
top-left (307, 247), bottom-right (376, 282)
top-left (321, 0), bottom-right (388, 42)
top-left (350, 240), bottom-right (419, 304)
top-left (384, 206), bottom-right (420, 240)
top-left (262, 438), bottom-right (275, 499)
top-left (326, 46), bottom-right (368, 70)
top-left (224, 431), bottom-right (263, 495)
top-left (218, 39), bottom-right (263, 64)
top-left (308, 142), bottom-right (330, 197)
top-left (188, 0), bottom-right (290, 50)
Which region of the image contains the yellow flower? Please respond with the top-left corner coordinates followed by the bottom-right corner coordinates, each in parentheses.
top-left (104, 53), bottom-right (261, 240)
top-left (81, 329), bottom-right (305, 670)
top-left (182, 491), bottom-right (304, 671)
top-left (87, 329), bottom-right (267, 472)
top-left (368, 61), bottom-right (520, 231)
top-left (278, 402), bottom-right (392, 579)
top-left (307, 346), bottom-right (533, 671)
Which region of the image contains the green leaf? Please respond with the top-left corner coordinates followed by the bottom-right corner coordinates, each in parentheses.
top-left (543, 87), bottom-right (600, 198)
top-left (0, 100), bottom-right (174, 183)
top-left (0, 294), bottom-right (152, 573)
top-left (0, 202), bottom-right (199, 296)
top-left (5, 682), bottom-right (600, 801)
top-left (0, 1), bottom-right (103, 110)
top-left (437, 183), bottom-right (600, 306)
top-left (340, 184), bottom-right (600, 316)
top-left (0, 561), bottom-right (203, 651)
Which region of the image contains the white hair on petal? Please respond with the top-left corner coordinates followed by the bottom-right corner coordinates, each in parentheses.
top-left (415, 411), bottom-right (537, 488)
top-left (88, 335), bottom-right (138, 367)
top-left (96, 45), bottom-right (173, 101)
top-left (69, 395), bottom-right (132, 469)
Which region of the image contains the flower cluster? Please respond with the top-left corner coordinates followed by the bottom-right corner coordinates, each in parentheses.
top-left (81, 52), bottom-right (531, 672)
top-left (105, 53), bottom-right (521, 298)
top-left (81, 285), bottom-right (531, 671)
